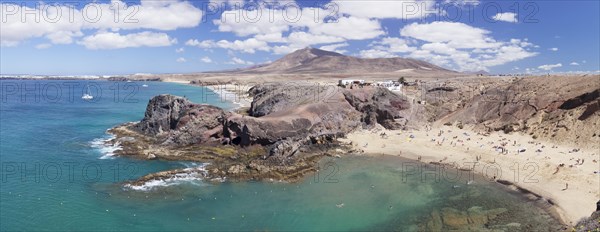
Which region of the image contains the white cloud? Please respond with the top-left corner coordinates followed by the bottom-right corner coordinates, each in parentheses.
top-left (286, 32), bottom-right (345, 47)
top-left (187, 30), bottom-right (350, 55)
top-left (333, 0), bottom-right (438, 19)
top-left (186, 39), bottom-right (214, 47)
top-left (379, 37), bottom-right (416, 53)
top-left (176, 57), bottom-right (187, 63)
top-left (492, 12), bottom-right (518, 23)
top-left (1, 1), bottom-right (202, 46)
top-left (525, 68), bottom-right (538, 74)
top-left (212, 5), bottom-right (384, 54)
top-left (78, 31), bottom-right (177, 50)
top-left (1, 3), bottom-right (81, 46)
top-left (538, 63), bottom-right (562, 71)
top-left (186, 38), bottom-right (269, 53)
top-left (214, 8), bottom-right (293, 37)
top-left (272, 44), bottom-right (305, 55)
top-left (549, 47), bottom-right (558, 51)
top-left (509, 38), bottom-right (536, 48)
top-left (359, 37), bottom-right (416, 58)
top-left (570, 62), bottom-right (580, 66)
top-left (359, 49), bottom-right (396, 58)
top-left (46, 31), bottom-right (84, 44)
top-left (421, 42), bottom-right (456, 55)
top-left (393, 22), bottom-right (537, 71)
top-left (254, 33), bottom-right (286, 43)
top-left (35, 43), bottom-right (52, 49)
top-left (400, 22), bottom-right (501, 49)
top-left (307, 17), bottom-right (384, 40)
top-left (214, 7), bottom-right (339, 38)
top-left (201, 56), bottom-right (213, 63)
top-left (319, 43), bottom-right (349, 54)
top-left (176, 47), bottom-right (185, 53)
top-left (443, 0), bottom-right (480, 5)
top-left (228, 57), bottom-right (254, 65)
top-left (209, 0), bottom-right (245, 8)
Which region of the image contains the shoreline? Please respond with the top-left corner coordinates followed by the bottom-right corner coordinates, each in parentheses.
top-left (203, 84), bottom-right (252, 109)
top-left (161, 79), bottom-right (252, 110)
top-left (350, 152), bottom-right (568, 227)
top-left (160, 78), bottom-right (597, 226)
top-left (340, 125), bottom-right (599, 226)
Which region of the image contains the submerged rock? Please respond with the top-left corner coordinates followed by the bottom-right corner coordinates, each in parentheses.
top-left (440, 207), bottom-right (470, 229)
top-left (421, 206), bottom-right (508, 231)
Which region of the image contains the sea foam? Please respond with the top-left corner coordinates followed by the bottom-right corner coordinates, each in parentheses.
top-left (124, 164), bottom-right (213, 191)
top-left (90, 135), bottom-right (121, 159)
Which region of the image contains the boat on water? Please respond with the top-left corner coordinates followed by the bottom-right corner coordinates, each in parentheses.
top-left (82, 85), bottom-right (93, 100)
top-left (142, 84), bottom-right (148, 87)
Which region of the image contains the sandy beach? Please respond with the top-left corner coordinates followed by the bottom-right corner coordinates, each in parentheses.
top-left (340, 124), bottom-right (599, 225)
top-left (204, 84), bottom-right (252, 109)
top-left (162, 79), bottom-right (252, 109)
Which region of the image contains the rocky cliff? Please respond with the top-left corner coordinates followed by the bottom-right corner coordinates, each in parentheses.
top-left (109, 83), bottom-right (413, 183)
top-left (432, 75), bottom-right (600, 149)
top-left (134, 94), bottom-right (229, 146)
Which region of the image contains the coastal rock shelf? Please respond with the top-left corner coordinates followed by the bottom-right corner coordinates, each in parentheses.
top-left (108, 83), bottom-right (413, 185)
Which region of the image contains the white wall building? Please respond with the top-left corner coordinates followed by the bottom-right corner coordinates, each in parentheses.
top-left (375, 80), bottom-right (403, 92)
top-left (338, 79), bottom-right (365, 86)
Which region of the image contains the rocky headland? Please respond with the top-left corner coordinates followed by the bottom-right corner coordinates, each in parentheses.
top-left (107, 82), bottom-right (413, 185)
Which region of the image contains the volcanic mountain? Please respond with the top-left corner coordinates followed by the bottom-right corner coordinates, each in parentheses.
top-left (235, 47), bottom-right (456, 74)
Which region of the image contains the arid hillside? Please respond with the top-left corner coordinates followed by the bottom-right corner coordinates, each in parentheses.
top-left (419, 75), bottom-right (600, 149)
top-left (233, 47), bottom-right (457, 75)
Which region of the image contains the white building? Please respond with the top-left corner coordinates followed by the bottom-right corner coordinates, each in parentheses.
top-left (338, 79), bottom-right (365, 86)
top-left (375, 80), bottom-right (403, 92)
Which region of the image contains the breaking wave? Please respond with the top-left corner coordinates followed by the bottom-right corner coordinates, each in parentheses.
top-left (90, 135), bottom-right (121, 159)
top-left (123, 164), bottom-right (221, 191)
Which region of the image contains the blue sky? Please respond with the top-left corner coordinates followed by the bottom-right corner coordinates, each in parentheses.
top-left (1, 0), bottom-right (598, 75)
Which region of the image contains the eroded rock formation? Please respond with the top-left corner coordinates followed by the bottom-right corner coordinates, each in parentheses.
top-left (428, 75), bottom-right (600, 149)
top-left (108, 83), bottom-right (412, 183)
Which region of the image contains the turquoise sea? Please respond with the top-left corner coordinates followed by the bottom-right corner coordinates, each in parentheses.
top-left (0, 80), bottom-right (560, 231)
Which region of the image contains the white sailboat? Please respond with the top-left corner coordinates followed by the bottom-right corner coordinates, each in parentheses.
top-left (82, 85), bottom-right (94, 100)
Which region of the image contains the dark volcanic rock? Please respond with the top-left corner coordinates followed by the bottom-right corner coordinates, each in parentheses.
top-left (342, 88), bottom-right (412, 130)
top-left (575, 209), bottom-right (600, 231)
top-left (437, 75), bottom-right (600, 148)
top-left (136, 95), bottom-right (192, 135)
top-left (130, 88), bottom-right (367, 160)
top-left (229, 99), bottom-right (362, 157)
top-left (135, 94), bottom-right (228, 145)
top-left (145, 84), bottom-right (411, 150)
top-left (111, 83), bottom-right (415, 183)
top-left (248, 83), bottom-right (329, 117)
